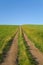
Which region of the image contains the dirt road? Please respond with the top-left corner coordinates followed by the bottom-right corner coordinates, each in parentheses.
top-left (22, 31), bottom-right (43, 65)
top-left (1, 32), bottom-right (18, 65)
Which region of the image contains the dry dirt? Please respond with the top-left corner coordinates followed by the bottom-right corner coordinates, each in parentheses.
top-left (23, 31), bottom-right (43, 65)
top-left (1, 32), bottom-right (18, 65)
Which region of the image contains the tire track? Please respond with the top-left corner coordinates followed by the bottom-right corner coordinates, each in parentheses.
top-left (1, 32), bottom-right (18, 65)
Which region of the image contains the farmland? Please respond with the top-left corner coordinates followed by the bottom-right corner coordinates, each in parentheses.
top-left (0, 25), bottom-right (43, 65)
top-left (0, 25), bottom-right (18, 53)
top-left (18, 27), bottom-right (38, 65)
top-left (18, 28), bottom-right (33, 65)
top-left (0, 25), bottom-right (18, 63)
top-left (22, 25), bottom-right (43, 52)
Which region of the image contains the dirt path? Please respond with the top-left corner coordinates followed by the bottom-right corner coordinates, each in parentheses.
top-left (22, 31), bottom-right (43, 65)
top-left (1, 32), bottom-right (18, 65)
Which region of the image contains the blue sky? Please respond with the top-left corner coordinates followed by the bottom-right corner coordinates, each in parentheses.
top-left (0, 0), bottom-right (43, 25)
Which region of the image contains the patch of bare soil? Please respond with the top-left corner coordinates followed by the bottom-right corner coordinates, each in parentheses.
top-left (1, 33), bottom-right (18, 65)
top-left (23, 31), bottom-right (43, 65)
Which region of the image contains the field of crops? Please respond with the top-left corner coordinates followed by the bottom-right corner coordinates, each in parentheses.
top-left (0, 25), bottom-right (43, 65)
top-left (22, 25), bottom-right (43, 52)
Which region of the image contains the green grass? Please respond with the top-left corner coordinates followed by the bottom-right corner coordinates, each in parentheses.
top-left (18, 28), bottom-right (35, 65)
top-left (22, 25), bottom-right (43, 52)
top-left (0, 25), bottom-right (43, 64)
top-left (0, 25), bottom-right (18, 54)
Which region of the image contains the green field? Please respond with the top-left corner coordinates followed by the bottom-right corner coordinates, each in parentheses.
top-left (18, 29), bottom-right (36, 65)
top-left (0, 25), bottom-right (18, 53)
top-left (22, 25), bottom-right (43, 52)
top-left (18, 29), bottom-right (31, 65)
top-left (0, 25), bottom-right (18, 62)
top-left (0, 25), bottom-right (43, 65)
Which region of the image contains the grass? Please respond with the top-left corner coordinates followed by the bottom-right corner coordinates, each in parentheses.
top-left (0, 25), bottom-right (18, 63)
top-left (0, 25), bottom-right (18, 53)
top-left (18, 28), bottom-right (36, 65)
top-left (22, 25), bottom-right (43, 52)
top-left (22, 32), bottom-right (38, 65)
top-left (0, 25), bottom-right (43, 64)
